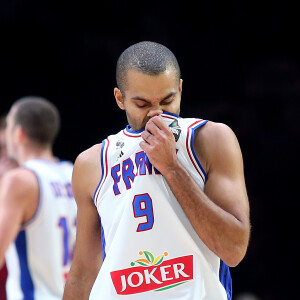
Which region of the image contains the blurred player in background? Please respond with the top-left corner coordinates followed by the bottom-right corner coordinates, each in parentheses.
top-left (0, 115), bottom-right (18, 300)
top-left (0, 97), bottom-right (77, 300)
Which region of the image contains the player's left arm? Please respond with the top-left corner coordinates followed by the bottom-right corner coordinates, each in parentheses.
top-left (193, 121), bottom-right (250, 266)
top-left (140, 116), bottom-right (250, 267)
top-left (0, 169), bottom-right (38, 267)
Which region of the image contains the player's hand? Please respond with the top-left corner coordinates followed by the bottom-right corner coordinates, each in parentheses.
top-left (140, 115), bottom-right (179, 175)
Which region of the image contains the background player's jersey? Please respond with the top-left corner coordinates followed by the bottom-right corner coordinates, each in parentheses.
top-left (5, 159), bottom-right (77, 300)
top-left (91, 112), bottom-right (232, 300)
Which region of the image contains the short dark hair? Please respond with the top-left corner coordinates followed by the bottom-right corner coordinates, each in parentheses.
top-left (12, 96), bottom-right (60, 147)
top-left (116, 41), bottom-right (181, 93)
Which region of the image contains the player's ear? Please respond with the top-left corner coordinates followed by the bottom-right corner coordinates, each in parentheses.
top-left (15, 125), bottom-right (26, 143)
top-left (179, 79), bottom-right (183, 93)
top-left (114, 88), bottom-right (125, 110)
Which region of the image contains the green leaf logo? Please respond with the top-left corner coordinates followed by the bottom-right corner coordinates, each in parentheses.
top-left (144, 251), bottom-right (154, 263)
top-left (130, 251), bottom-right (168, 267)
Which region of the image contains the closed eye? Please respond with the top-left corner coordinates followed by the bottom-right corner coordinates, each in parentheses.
top-left (136, 103), bottom-right (147, 108)
top-left (133, 100), bottom-right (148, 108)
top-left (161, 98), bottom-right (174, 105)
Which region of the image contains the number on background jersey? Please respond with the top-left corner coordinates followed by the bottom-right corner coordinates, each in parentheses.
top-left (58, 217), bottom-right (76, 266)
top-left (132, 193), bottom-right (154, 232)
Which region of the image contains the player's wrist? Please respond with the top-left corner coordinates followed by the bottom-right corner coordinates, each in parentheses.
top-left (160, 159), bottom-right (186, 181)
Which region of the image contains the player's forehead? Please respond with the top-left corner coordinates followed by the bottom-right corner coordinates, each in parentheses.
top-left (126, 67), bottom-right (177, 82)
top-left (125, 68), bottom-right (179, 96)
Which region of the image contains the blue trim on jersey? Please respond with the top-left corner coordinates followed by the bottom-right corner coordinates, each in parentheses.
top-left (190, 120), bottom-right (208, 182)
top-left (219, 260), bottom-right (232, 300)
top-left (93, 140), bottom-right (106, 204)
top-left (100, 217), bottom-right (106, 261)
top-left (15, 231), bottom-right (34, 300)
top-left (125, 125), bottom-right (144, 134)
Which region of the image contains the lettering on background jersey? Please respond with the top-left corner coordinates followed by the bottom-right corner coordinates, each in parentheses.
top-left (50, 182), bottom-right (73, 198)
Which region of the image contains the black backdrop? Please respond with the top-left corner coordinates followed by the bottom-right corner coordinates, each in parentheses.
top-left (0, 1), bottom-right (299, 299)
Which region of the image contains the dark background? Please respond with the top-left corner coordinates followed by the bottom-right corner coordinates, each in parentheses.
top-left (0, 1), bottom-right (299, 299)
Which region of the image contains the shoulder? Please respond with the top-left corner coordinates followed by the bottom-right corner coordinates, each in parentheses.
top-left (74, 143), bottom-right (102, 172)
top-left (0, 167), bottom-right (38, 196)
top-left (0, 168), bottom-right (39, 221)
top-left (72, 144), bottom-right (102, 200)
top-left (194, 121), bottom-right (242, 174)
top-left (196, 121), bottom-right (237, 143)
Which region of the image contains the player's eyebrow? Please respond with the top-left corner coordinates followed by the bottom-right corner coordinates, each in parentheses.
top-left (131, 92), bottom-right (176, 102)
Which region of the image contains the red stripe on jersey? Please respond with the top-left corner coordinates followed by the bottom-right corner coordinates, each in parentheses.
top-left (123, 130), bottom-right (142, 138)
top-left (162, 115), bottom-right (177, 120)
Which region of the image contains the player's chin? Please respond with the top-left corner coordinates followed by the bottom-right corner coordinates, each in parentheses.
top-left (140, 118), bottom-right (151, 129)
top-left (130, 121), bottom-right (147, 132)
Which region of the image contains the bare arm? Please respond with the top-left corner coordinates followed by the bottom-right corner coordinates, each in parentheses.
top-left (0, 169), bottom-right (38, 267)
top-left (140, 116), bottom-right (250, 267)
top-left (63, 144), bottom-right (103, 300)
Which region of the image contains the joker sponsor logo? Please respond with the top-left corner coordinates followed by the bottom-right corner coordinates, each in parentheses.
top-left (110, 251), bottom-right (193, 295)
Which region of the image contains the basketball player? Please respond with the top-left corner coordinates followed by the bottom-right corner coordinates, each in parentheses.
top-left (0, 97), bottom-right (77, 300)
top-left (63, 41), bottom-right (250, 300)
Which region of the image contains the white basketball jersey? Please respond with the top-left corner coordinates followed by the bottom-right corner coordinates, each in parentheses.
top-left (5, 159), bottom-right (77, 300)
top-left (91, 112), bottom-right (232, 300)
